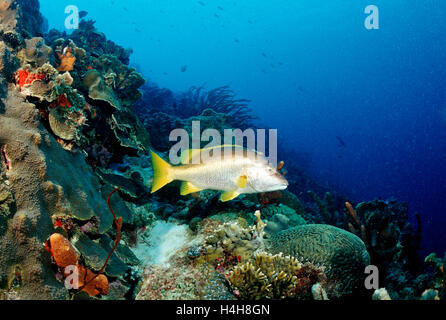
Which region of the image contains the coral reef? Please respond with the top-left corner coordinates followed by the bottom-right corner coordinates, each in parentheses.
top-left (47, 233), bottom-right (78, 268)
top-left (340, 200), bottom-right (423, 299)
top-left (226, 252), bottom-right (302, 299)
top-left (266, 224), bottom-right (370, 297)
top-left (261, 203), bottom-right (306, 234)
top-left (44, 233), bottom-right (110, 297)
top-left (176, 86), bottom-right (257, 129)
top-left (372, 288), bottom-right (392, 300)
top-left (135, 84), bottom-right (257, 152)
top-left (0, 0), bottom-right (441, 302)
top-left (424, 252), bottom-right (445, 299)
top-left (0, 88), bottom-right (112, 299)
top-left (196, 211), bottom-right (267, 267)
top-left (0, 1), bottom-right (143, 300)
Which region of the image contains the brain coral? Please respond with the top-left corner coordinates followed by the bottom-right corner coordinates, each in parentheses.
top-left (266, 224), bottom-right (370, 297)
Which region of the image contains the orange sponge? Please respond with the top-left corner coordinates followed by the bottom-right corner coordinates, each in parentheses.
top-left (49, 233), bottom-right (79, 268)
top-left (57, 48), bottom-right (76, 72)
top-left (77, 265), bottom-right (109, 296)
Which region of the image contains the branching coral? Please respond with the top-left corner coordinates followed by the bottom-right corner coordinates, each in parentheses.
top-left (197, 211), bottom-right (267, 268)
top-left (226, 252), bottom-right (302, 299)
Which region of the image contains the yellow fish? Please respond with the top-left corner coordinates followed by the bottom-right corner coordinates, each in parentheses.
top-left (150, 145), bottom-right (289, 202)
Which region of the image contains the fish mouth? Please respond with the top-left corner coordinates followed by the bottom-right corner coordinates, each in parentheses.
top-left (267, 183), bottom-right (288, 192)
top-left (277, 183), bottom-right (288, 190)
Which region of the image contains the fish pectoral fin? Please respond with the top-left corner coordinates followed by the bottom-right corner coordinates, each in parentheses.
top-left (219, 191), bottom-right (241, 202)
top-left (180, 181), bottom-right (203, 196)
top-left (236, 175), bottom-right (248, 189)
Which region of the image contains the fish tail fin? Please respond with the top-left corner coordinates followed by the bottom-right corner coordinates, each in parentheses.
top-left (150, 150), bottom-right (174, 193)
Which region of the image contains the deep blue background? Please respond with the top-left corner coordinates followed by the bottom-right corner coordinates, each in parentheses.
top-left (40, 0), bottom-right (446, 255)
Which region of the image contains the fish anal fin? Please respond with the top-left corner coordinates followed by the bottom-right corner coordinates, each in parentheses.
top-left (220, 191), bottom-right (241, 202)
top-left (180, 181), bottom-right (203, 196)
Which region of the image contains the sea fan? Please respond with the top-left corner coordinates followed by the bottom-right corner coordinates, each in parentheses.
top-left (176, 85), bottom-right (257, 129)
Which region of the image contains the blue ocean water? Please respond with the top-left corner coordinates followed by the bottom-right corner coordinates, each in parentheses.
top-left (40, 0), bottom-right (446, 256)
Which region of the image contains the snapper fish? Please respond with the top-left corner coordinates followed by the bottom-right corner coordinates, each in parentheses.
top-left (150, 145), bottom-right (289, 202)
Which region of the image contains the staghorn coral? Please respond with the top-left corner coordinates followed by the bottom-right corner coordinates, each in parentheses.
top-left (266, 224), bottom-right (370, 297)
top-left (226, 252), bottom-right (302, 300)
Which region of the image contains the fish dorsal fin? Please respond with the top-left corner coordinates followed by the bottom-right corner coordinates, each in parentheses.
top-left (180, 181), bottom-right (203, 196)
top-left (219, 191), bottom-right (241, 202)
top-left (236, 175), bottom-right (248, 189)
top-left (180, 145), bottom-right (244, 164)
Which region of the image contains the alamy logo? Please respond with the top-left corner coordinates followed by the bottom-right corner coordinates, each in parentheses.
top-left (364, 265), bottom-right (379, 290)
top-left (64, 265), bottom-right (80, 290)
top-left (364, 5), bottom-right (379, 30)
top-left (168, 121), bottom-right (278, 168)
top-left (65, 5), bottom-right (80, 30)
